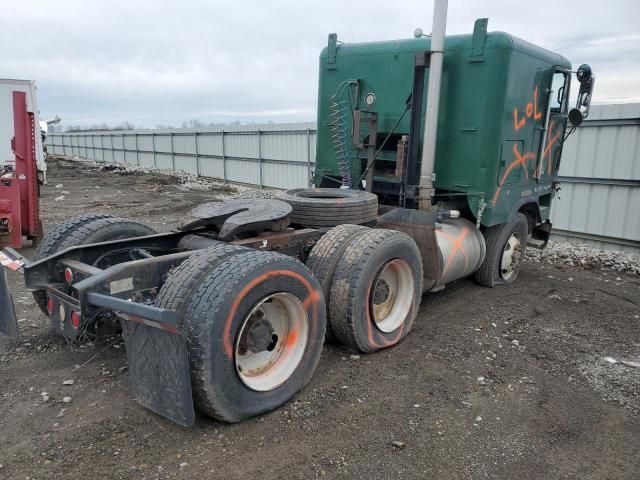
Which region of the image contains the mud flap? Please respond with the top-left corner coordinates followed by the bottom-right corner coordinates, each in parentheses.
top-left (377, 208), bottom-right (441, 292)
top-left (120, 320), bottom-right (195, 426)
top-left (0, 268), bottom-right (19, 341)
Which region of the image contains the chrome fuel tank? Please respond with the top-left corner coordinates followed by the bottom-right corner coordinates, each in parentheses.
top-left (433, 218), bottom-right (486, 288)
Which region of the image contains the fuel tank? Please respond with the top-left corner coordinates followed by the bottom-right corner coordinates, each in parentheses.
top-left (432, 218), bottom-right (486, 289)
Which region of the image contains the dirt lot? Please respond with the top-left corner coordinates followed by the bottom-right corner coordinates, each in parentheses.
top-left (1, 158), bottom-right (639, 479)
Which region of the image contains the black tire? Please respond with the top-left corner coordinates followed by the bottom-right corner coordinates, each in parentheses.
top-left (156, 242), bottom-right (249, 316)
top-left (32, 213), bottom-right (114, 314)
top-left (32, 215), bottom-right (156, 315)
top-left (473, 213), bottom-right (528, 288)
top-left (329, 229), bottom-right (423, 353)
top-left (279, 188), bottom-right (378, 228)
top-left (306, 224), bottom-right (370, 341)
top-left (168, 250), bottom-right (326, 422)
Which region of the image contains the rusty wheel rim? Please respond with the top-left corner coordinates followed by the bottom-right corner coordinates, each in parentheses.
top-left (234, 293), bottom-right (309, 392)
top-left (500, 233), bottom-right (522, 281)
top-left (371, 259), bottom-right (414, 333)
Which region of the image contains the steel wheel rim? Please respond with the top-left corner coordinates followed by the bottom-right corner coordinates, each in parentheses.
top-left (235, 293), bottom-right (309, 392)
top-left (500, 233), bottom-right (522, 281)
top-left (371, 259), bottom-right (415, 333)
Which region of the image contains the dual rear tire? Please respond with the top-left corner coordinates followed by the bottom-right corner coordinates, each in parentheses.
top-left (157, 247), bottom-right (326, 422)
top-left (306, 225), bottom-right (423, 353)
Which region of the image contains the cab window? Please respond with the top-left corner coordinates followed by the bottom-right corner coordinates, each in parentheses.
top-left (550, 71), bottom-right (568, 113)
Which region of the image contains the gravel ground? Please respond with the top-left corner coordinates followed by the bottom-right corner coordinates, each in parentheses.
top-left (1, 157), bottom-right (639, 480)
top-left (526, 241), bottom-right (640, 275)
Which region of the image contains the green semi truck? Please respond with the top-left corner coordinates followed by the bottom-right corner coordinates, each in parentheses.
top-left (0, 8), bottom-right (594, 426)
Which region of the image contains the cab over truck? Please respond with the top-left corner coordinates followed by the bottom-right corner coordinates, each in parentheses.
top-left (0, 9), bottom-right (594, 426)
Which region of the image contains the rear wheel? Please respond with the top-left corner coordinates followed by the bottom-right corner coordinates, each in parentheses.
top-left (32, 214), bottom-right (156, 315)
top-left (329, 229), bottom-right (423, 353)
top-left (306, 224), bottom-right (370, 341)
top-left (164, 249), bottom-right (326, 422)
top-left (473, 213), bottom-right (528, 287)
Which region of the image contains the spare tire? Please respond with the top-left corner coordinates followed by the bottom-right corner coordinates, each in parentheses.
top-left (279, 188), bottom-right (378, 228)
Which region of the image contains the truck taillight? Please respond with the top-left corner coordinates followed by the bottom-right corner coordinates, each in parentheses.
top-left (46, 296), bottom-right (55, 316)
top-left (71, 311), bottom-right (81, 329)
top-left (64, 268), bottom-right (74, 283)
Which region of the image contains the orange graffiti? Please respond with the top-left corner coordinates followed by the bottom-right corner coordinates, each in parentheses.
top-left (363, 278), bottom-right (416, 350)
top-left (492, 144), bottom-right (536, 204)
top-left (543, 121), bottom-right (561, 176)
top-left (496, 86), bottom-right (561, 204)
top-left (438, 227), bottom-right (470, 276)
top-left (223, 269), bottom-right (321, 359)
top-left (533, 87), bottom-right (542, 120)
top-left (513, 86), bottom-right (542, 131)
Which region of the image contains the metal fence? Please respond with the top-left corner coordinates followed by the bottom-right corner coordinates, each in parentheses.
top-left (47, 122), bottom-right (317, 190)
top-left (46, 104), bottom-right (640, 255)
top-left (550, 104), bottom-right (640, 255)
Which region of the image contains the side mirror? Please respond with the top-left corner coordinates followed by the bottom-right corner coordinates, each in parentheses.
top-left (568, 108), bottom-right (583, 127)
top-left (574, 64), bottom-right (595, 120)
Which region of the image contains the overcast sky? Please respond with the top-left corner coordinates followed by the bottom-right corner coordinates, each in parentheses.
top-left (2, 0), bottom-right (639, 127)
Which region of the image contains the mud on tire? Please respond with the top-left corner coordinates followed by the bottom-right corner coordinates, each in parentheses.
top-left (329, 229), bottom-right (423, 353)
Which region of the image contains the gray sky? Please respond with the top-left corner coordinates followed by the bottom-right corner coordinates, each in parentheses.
top-left (2, 0), bottom-right (639, 127)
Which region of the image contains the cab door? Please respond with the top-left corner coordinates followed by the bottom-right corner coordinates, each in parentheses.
top-left (537, 69), bottom-right (570, 180)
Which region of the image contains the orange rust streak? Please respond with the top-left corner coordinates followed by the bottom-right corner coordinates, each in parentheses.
top-left (513, 108), bottom-right (525, 131)
top-left (223, 270), bottom-right (318, 359)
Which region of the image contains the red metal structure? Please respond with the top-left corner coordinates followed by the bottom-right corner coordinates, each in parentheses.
top-left (0, 91), bottom-right (41, 248)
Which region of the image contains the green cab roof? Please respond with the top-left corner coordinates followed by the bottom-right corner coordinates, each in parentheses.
top-left (320, 30), bottom-right (571, 69)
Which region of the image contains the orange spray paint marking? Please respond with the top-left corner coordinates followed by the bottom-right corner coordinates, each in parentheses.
top-left (526, 102), bottom-right (533, 118)
top-left (364, 280), bottom-right (408, 349)
top-left (303, 290), bottom-right (322, 310)
top-left (492, 144), bottom-right (536, 204)
top-left (513, 108), bottom-right (526, 131)
top-left (439, 228), bottom-right (469, 276)
top-left (223, 269), bottom-right (319, 359)
top-left (286, 329), bottom-right (299, 348)
top-left (533, 87), bottom-right (542, 120)
top-left (513, 87), bottom-right (543, 132)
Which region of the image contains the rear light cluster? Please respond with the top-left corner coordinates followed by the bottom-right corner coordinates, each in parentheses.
top-left (46, 295), bottom-right (82, 330)
top-left (71, 311), bottom-right (81, 329)
top-left (64, 267), bottom-right (74, 284)
top-left (47, 296), bottom-right (55, 315)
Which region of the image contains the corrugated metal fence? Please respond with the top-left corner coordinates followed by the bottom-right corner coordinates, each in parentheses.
top-left (46, 104), bottom-right (640, 254)
top-left (550, 104), bottom-right (640, 254)
top-left (47, 122), bottom-right (316, 190)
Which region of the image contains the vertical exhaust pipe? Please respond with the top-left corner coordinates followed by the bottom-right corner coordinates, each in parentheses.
top-left (418, 0), bottom-right (448, 210)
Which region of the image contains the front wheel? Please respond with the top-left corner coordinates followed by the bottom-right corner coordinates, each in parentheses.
top-left (473, 213), bottom-right (528, 287)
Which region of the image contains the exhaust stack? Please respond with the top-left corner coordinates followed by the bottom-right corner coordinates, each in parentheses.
top-left (418, 0), bottom-right (448, 210)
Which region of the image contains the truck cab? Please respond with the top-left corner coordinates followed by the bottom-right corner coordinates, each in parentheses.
top-left (314, 19), bottom-right (594, 238)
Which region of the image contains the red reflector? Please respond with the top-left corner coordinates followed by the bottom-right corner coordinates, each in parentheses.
top-left (71, 311), bottom-right (81, 329)
top-left (64, 268), bottom-right (74, 283)
top-left (47, 296), bottom-right (55, 315)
